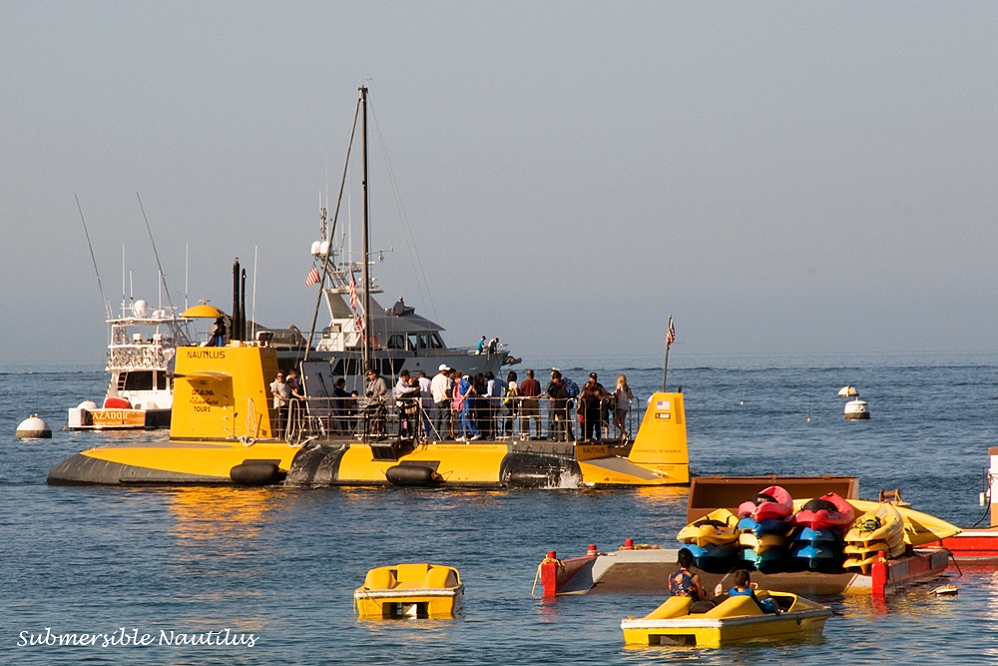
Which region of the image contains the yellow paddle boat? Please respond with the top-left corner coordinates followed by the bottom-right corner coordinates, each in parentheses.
top-left (354, 563), bottom-right (464, 619)
top-left (677, 508), bottom-right (739, 547)
top-left (621, 591), bottom-right (832, 647)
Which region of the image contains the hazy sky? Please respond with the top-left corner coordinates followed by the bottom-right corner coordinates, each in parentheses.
top-left (3, 2), bottom-right (997, 365)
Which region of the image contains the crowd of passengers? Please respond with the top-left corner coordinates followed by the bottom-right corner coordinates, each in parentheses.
top-left (351, 365), bottom-right (636, 443)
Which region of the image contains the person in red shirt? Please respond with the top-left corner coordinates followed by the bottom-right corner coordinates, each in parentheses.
top-left (518, 369), bottom-right (542, 439)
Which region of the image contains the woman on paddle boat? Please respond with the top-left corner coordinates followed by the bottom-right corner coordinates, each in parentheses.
top-left (670, 549), bottom-right (712, 611)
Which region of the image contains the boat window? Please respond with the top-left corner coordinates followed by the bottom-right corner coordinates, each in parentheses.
top-left (387, 334), bottom-right (406, 350)
top-left (381, 358), bottom-right (405, 376)
top-left (407, 334), bottom-right (419, 351)
top-left (123, 371), bottom-right (154, 391)
top-left (417, 334), bottom-right (429, 349)
top-left (157, 372), bottom-right (168, 390)
top-left (430, 333), bottom-right (443, 349)
top-left (332, 358), bottom-right (364, 377)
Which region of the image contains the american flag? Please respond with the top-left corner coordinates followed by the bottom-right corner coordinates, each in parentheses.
top-left (305, 265), bottom-right (321, 286)
top-left (666, 316), bottom-right (675, 346)
top-left (348, 272), bottom-right (358, 312)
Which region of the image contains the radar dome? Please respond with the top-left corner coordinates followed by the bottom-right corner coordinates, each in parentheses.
top-left (319, 240), bottom-right (330, 256)
top-left (134, 300), bottom-right (148, 317)
top-left (311, 241), bottom-right (321, 256)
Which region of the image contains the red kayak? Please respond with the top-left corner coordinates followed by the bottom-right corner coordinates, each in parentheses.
top-left (737, 485), bottom-right (793, 522)
top-left (791, 492), bottom-right (855, 533)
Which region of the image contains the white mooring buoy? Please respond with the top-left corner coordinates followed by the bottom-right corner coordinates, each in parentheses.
top-left (16, 414), bottom-right (52, 439)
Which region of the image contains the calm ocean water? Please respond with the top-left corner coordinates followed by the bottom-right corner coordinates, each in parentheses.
top-left (3, 352), bottom-right (998, 664)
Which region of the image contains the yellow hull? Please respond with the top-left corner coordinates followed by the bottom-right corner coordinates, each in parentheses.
top-left (621, 592), bottom-right (831, 648)
top-left (49, 346), bottom-right (691, 488)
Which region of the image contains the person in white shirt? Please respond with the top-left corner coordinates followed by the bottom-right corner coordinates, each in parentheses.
top-left (430, 365), bottom-right (453, 439)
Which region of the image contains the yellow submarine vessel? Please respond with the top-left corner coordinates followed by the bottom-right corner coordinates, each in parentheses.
top-left (48, 341), bottom-right (689, 488)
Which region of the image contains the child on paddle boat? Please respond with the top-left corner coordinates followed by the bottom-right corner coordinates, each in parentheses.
top-left (670, 548), bottom-right (713, 611)
top-left (728, 570), bottom-right (779, 614)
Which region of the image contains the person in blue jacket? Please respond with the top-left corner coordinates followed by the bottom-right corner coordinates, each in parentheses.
top-left (728, 570), bottom-right (779, 614)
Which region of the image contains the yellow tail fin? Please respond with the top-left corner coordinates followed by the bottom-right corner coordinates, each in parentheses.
top-left (627, 392), bottom-right (689, 484)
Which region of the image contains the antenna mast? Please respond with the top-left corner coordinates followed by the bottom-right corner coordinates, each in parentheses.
top-left (74, 195), bottom-right (112, 319)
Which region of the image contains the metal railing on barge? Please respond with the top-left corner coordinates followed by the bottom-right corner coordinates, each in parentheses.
top-left (276, 395), bottom-right (634, 448)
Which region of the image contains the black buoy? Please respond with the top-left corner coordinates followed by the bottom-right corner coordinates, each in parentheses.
top-left (385, 465), bottom-right (439, 487)
top-left (230, 460), bottom-right (283, 485)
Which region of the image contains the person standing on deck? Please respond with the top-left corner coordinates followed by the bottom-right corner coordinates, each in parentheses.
top-left (418, 370), bottom-right (433, 436)
top-left (519, 369), bottom-right (542, 439)
top-left (545, 369), bottom-right (561, 440)
top-left (613, 374), bottom-right (635, 442)
top-left (270, 372), bottom-right (290, 437)
top-left (431, 365), bottom-right (452, 440)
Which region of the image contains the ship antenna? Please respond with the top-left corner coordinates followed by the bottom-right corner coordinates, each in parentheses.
top-left (303, 91), bottom-right (361, 362)
top-left (136, 192), bottom-right (175, 311)
top-left (74, 194), bottom-right (112, 319)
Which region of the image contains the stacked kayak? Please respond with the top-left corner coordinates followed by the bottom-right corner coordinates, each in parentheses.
top-left (842, 503), bottom-right (905, 574)
top-left (736, 486), bottom-right (793, 572)
top-left (676, 508), bottom-right (740, 572)
top-left (788, 493), bottom-right (854, 571)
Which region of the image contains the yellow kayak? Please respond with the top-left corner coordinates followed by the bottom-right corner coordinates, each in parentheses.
top-left (677, 508), bottom-right (740, 547)
top-left (843, 540), bottom-right (901, 556)
top-left (738, 532), bottom-right (788, 552)
top-left (621, 591), bottom-right (832, 647)
top-left (844, 503), bottom-right (904, 547)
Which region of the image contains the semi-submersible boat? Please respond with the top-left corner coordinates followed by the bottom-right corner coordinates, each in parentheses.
top-left (47, 339), bottom-right (689, 488)
top-left (49, 86), bottom-right (687, 488)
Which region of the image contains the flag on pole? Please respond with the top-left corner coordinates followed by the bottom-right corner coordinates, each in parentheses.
top-left (349, 272), bottom-right (358, 312)
top-left (305, 265), bottom-right (320, 286)
top-left (666, 316), bottom-right (675, 346)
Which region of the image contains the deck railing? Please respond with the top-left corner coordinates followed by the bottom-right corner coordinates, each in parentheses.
top-left (275, 395), bottom-right (634, 446)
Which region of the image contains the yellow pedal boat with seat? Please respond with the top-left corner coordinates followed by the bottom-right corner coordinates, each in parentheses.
top-left (621, 591), bottom-right (832, 647)
top-left (354, 563), bottom-right (464, 619)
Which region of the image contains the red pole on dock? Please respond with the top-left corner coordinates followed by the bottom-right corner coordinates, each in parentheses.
top-left (871, 550), bottom-right (888, 596)
top-left (540, 551), bottom-right (560, 597)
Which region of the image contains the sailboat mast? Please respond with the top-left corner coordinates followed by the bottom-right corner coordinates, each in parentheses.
top-left (360, 85), bottom-right (371, 372)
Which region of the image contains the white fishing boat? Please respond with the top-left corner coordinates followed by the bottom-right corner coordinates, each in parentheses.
top-left (68, 299), bottom-right (195, 430)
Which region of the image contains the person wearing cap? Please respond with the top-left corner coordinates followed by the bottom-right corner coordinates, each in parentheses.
top-left (587, 372), bottom-right (610, 438)
top-left (431, 365), bottom-right (453, 439)
top-left (580, 376), bottom-right (604, 441)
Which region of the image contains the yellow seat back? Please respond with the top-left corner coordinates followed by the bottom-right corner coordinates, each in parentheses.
top-left (396, 563), bottom-right (431, 583)
top-left (705, 594), bottom-right (764, 618)
top-left (423, 566), bottom-right (459, 589)
top-left (645, 595), bottom-right (693, 619)
top-left (363, 567), bottom-right (397, 590)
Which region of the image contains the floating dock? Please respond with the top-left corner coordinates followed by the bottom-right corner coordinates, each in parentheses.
top-left (538, 542), bottom-right (950, 598)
